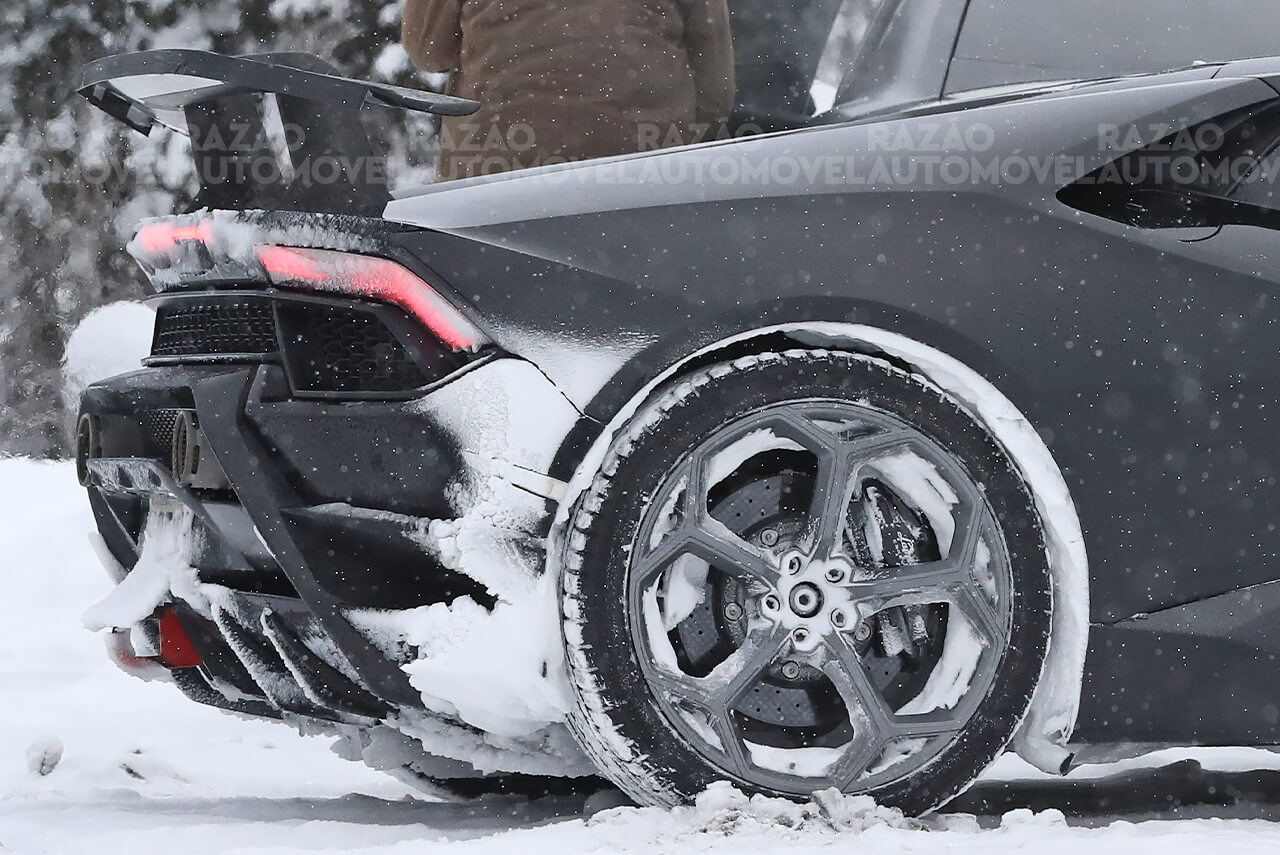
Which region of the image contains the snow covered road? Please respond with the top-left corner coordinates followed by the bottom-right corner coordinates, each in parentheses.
top-left (3, 457), bottom-right (1280, 853)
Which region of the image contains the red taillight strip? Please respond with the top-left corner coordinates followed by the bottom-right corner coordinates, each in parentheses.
top-left (255, 245), bottom-right (488, 352)
top-left (136, 220), bottom-right (214, 255)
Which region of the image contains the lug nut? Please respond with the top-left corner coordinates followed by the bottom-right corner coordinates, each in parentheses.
top-left (853, 621), bottom-right (873, 642)
top-left (760, 528), bottom-right (779, 547)
top-left (723, 602), bottom-right (744, 621)
top-left (781, 661), bottom-right (802, 680)
top-left (831, 610), bottom-right (847, 628)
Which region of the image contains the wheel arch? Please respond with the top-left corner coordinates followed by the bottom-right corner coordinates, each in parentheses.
top-left (548, 319), bottom-right (1089, 777)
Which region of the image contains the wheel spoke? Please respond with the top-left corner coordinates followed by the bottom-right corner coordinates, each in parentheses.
top-left (650, 623), bottom-right (791, 711)
top-left (844, 428), bottom-right (920, 465)
top-left (768, 410), bottom-right (916, 560)
top-left (953, 583), bottom-right (1005, 646)
top-left (686, 520), bottom-right (779, 589)
top-left (823, 633), bottom-right (970, 786)
top-left (634, 518), bottom-right (778, 590)
top-left (945, 497), bottom-right (984, 574)
top-left (807, 446), bottom-right (858, 561)
top-left (845, 504), bottom-right (1001, 637)
top-left (710, 712), bottom-right (753, 779)
top-left (648, 623), bottom-right (790, 777)
top-left (940, 500), bottom-right (1007, 643)
top-left (765, 409), bottom-right (854, 558)
top-left (892, 706), bottom-right (970, 738)
top-left (719, 623), bottom-right (792, 703)
top-left (822, 634), bottom-right (894, 785)
top-left (827, 725), bottom-right (885, 789)
top-left (846, 558), bottom-right (971, 612)
top-left (632, 455), bottom-right (778, 589)
top-left (631, 531), bottom-right (686, 586)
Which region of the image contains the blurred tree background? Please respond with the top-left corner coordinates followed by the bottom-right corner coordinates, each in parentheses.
top-left (0, 0), bottom-right (431, 456)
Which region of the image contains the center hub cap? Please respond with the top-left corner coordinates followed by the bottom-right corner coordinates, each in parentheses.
top-left (788, 582), bottom-right (823, 618)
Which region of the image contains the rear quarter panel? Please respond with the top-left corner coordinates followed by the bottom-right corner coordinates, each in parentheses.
top-left (389, 73), bottom-right (1280, 630)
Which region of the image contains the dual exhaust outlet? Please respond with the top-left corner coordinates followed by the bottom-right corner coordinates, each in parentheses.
top-left (77, 409), bottom-right (228, 490)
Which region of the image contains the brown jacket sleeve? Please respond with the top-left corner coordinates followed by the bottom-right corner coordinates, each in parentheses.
top-left (683, 0), bottom-right (736, 123)
top-left (402, 0), bottom-right (463, 72)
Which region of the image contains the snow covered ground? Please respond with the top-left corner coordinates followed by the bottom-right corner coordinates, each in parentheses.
top-left (4, 457), bottom-right (1280, 853)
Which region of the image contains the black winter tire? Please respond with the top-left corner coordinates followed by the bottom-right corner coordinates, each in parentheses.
top-left (560, 350), bottom-right (1052, 814)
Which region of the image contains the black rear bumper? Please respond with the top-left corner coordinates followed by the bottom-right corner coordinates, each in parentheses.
top-left (79, 362), bottom-right (511, 724)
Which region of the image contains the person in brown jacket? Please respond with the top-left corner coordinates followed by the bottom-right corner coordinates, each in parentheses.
top-left (402, 0), bottom-right (735, 179)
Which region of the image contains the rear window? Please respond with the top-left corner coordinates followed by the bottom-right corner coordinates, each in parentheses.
top-left (948, 0), bottom-right (1280, 94)
top-left (811, 0), bottom-right (894, 112)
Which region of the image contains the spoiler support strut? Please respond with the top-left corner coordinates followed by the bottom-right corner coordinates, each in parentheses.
top-left (75, 50), bottom-right (478, 215)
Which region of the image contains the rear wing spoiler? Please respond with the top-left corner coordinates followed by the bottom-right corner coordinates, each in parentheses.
top-left (74, 50), bottom-right (478, 215)
top-left (76, 49), bottom-right (478, 135)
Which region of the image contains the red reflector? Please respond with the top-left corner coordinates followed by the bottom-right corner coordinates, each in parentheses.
top-left (256, 245), bottom-right (487, 352)
top-left (158, 608), bottom-right (202, 669)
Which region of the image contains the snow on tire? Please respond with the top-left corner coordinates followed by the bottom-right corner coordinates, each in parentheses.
top-left (560, 350), bottom-right (1052, 814)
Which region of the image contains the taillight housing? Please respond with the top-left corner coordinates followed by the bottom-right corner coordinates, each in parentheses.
top-left (255, 246), bottom-right (488, 353)
top-left (131, 216), bottom-right (492, 398)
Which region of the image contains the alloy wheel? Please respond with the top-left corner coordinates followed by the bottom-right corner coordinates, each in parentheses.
top-left (626, 401), bottom-right (1013, 794)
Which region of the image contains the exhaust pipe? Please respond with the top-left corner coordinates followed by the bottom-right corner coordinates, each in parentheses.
top-left (170, 410), bottom-right (228, 490)
top-left (76, 414), bottom-right (101, 486)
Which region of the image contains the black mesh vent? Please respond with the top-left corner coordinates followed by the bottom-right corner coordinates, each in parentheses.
top-left (276, 302), bottom-right (430, 394)
top-left (147, 294), bottom-right (466, 397)
top-left (151, 299), bottom-right (278, 359)
top-left (138, 408), bottom-right (180, 459)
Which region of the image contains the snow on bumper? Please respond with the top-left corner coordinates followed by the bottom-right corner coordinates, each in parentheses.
top-left (351, 358), bottom-right (593, 774)
top-left (79, 357), bottom-right (593, 778)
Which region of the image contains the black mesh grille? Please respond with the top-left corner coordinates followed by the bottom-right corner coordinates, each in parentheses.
top-left (276, 303), bottom-right (430, 394)
top-left (151, 299), bottom-right (278, 359)
top-left (138, 409), bottom-right (180, 458)
top-left (147, 294), bottom-right (462, 397)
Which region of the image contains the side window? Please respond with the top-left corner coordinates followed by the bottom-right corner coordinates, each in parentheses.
top-left (1057, 104), bottom-right (1280, 228)
top-left (1229, 148), bottom-right (1280, 210)
top-left (948, 0), bottom-right (1280, 95)
top-left (1191, 107), bottom-right (1280, 208)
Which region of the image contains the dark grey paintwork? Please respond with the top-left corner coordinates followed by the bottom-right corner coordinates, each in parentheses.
top-left (382, 61), bottom-right (1280, 744)
top-left (71, 3), bottom-right (1280, 754)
